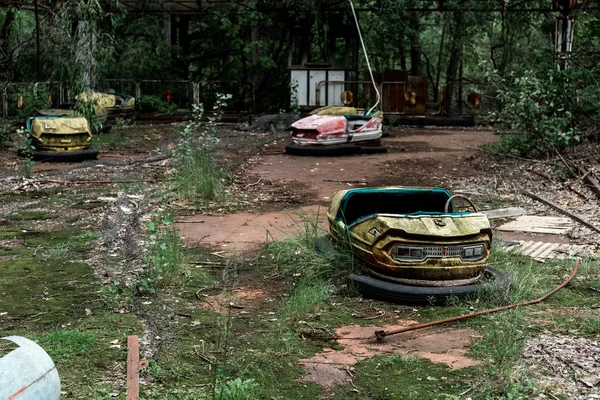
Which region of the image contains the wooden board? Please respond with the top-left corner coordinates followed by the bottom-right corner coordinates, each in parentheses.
top-left (505, 240), bottom-right (593, 260)
top-left (496, 215), bottom-right (574, 235)
top-left (481, 207), bottom-right (526, 220)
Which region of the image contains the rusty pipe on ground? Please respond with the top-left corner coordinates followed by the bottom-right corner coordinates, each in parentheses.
top-left (374, 259), bottom-right (580, 341)
top-left (34, 179), bottom-right (160, 185)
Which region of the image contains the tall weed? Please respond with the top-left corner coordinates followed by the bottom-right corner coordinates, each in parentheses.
top-left (256, 211), bottom-right (355, 322)
top-left (135, 211), bottom-right (186, 294)
top-left (173, 93), bottom-right (231, 202)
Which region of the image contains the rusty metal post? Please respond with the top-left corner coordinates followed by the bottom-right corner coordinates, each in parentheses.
top-left (34, 0), bottom-right (41, 81)
top-left (0, 336), bottom-right (61, 400)
top-left (126, 335), bottom-right (148, 400)
top-left (2, 88), bottom-right (7, 117)
top-left (135, 83), bottom-right (141, 110)
top-left (193, 82), bottom-right (200, 105)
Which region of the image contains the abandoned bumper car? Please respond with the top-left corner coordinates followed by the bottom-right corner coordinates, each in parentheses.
top-left (320, 187), bottom-right (510, 304)
top-left (76, 91), bottom-right (136, 119)
top-left (285, 107), bottom-right (387, 156)
top-left (26, 115), bottom-right (98, 161)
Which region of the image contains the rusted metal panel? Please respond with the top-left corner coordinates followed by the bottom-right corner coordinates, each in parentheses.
top-left (381, 70), bottom-right (408, 113)
top-left (404, 75), bottom-right (428, 115)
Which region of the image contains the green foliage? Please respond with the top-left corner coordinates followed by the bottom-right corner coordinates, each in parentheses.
top-left (140, 95), bottom-right (179, 114)
top-left (173, 94), bottom-right (230, 202)
top-left (280, 281), bottom-right (333, 321)
top-left (485, 67), bottom-right (600, 156)
top-left (135, 211), bottom-right (186, 294)
top-left (215, 378), bottom-right (260, 400)
top-left (74, 95), bottom-right (103, 133)
top-left (100, 279), bottom-right (131, 309)
top-left (16, 90), bottom-right (51, 119)
top-left (0, 121), bottom-right (11, 150)
top-left (16, 126), bottom-right (35, 178)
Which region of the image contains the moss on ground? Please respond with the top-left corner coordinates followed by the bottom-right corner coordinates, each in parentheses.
top-left (329, 355), bottom-right (473, 399)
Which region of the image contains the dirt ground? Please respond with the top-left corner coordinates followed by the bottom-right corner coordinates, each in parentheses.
top-left (2, 119), bottom-right (599, 398)
top-left (178, 126), bottom-right (499, 254)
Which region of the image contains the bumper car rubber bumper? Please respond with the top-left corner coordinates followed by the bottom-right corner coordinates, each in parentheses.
top-left (285, 143), bottom-right (387, 156)
top-left (31, 146), bottom-right (99, 162)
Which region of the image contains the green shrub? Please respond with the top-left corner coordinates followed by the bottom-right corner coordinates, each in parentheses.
top-left (486, 67), bottom-right (600, 156)
top-left (16, 89), bottom-right (51, 119)
top-left (140, 94), bottom-right (179, 114)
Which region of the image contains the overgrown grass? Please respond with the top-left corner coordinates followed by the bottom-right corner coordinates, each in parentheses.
top-left (461, 244), bottom-right (597, 398)
top-left (38, 329), bottom-right (98, 360)
top-left (280, 281), bottom-right (334, 321)
top-left (176, 147), bottom-right (226, 202)
top-left (256, 211), bottom-right (355, 324)
top-left (173, 97), bottom-right (229, 203)
top-left (135, 212), bottom-right (186, 294)
top-left (92, 130), bottom-right (125, 146)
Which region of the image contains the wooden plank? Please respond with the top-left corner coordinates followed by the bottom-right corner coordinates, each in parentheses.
top-left (481, 207), bottom-right (526, 220)
top-left (127, 336), bottom-right (140, 400)
top-left (497, 215), bottom-right (574, 235)
top-left (507, 240), bottom-right (592, 260)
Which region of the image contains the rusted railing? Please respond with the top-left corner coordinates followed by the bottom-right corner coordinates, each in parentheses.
top-left (1, 79), bottom-right (257, 117)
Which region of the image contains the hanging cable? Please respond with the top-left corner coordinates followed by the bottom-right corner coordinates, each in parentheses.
top-left (349, 0), bottom-right (380, 116)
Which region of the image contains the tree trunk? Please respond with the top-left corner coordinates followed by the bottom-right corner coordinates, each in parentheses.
top-left (445, 12), bottom-right (466, 114)
top-left (0, 9), bottom-right (14, 76)
top-left (408, 12), bottom-right (422, 76)
top-left (434, 22), bottom-right (447, 103)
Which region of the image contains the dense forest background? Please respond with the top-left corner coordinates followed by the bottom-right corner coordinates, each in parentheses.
top-left (1, 0), bottom-right (599, 153)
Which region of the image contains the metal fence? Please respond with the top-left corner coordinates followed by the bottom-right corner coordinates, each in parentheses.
top-left (1, 80), bottom-right (256, 118)
top-left (311, 79), bottom-right (496, 117)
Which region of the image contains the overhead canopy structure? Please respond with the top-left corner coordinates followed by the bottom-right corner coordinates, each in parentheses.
top-left (1, 0), bottom-right (599, 14)
top-left (100, 0), bottom-right (600, 14)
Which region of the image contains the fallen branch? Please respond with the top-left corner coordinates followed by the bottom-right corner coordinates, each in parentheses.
top-left (554, 148), bottom-right (576, 178)
top-left (245, 177), bottom-right (263, 189)
top-left (567, 168), bottom-right (593, 187)
top-left (191, 261), bottom-right (226, 266)
top-left (521, 190), bottom-right (600, 234)
top-left (323, 179), bottom-right (365, 184)
top-left (193, 346), bottom-right (216, 364)
top-left (578, 167), bottom-right (600, 200)
top-left (450, 141), bottom-right (558, 166)
top-left (374, 259), bottom-right (580, 341)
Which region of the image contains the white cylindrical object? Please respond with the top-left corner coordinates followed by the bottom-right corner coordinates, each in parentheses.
top-left (0, 336), bottom-right (61, 400)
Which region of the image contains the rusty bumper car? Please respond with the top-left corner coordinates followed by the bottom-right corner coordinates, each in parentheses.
top-left (76, 91), bottom-right (135, 119)
top-left (285, 107), bottom-right (387, 156)
top-left (321, 187), bottom-right (510, 304)
top-left (26, 116), bottom-right (98, 161)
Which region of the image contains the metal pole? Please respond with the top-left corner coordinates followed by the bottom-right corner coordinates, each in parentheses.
top-left (34, 0), bottom-right (41, 81)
